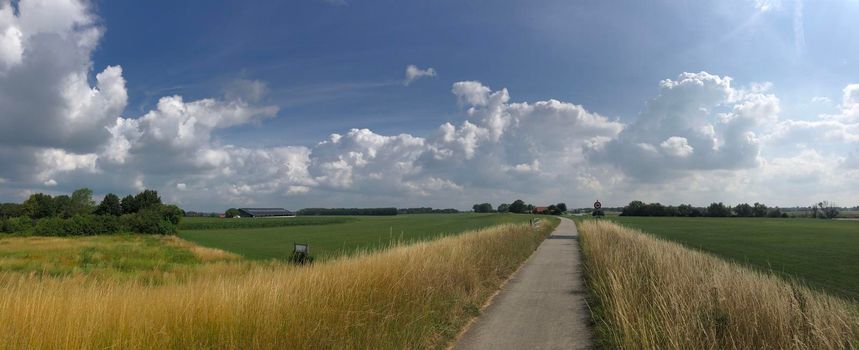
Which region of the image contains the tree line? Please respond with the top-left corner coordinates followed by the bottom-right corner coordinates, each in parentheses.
top-left (397, 207), bottom-right (460, 214)
top-left (297, 208), bottom-right (399, 216)
top-left (0, 189), bottom-right (183, 235)
top-left (619, 200), bottom-right (840, 219)
top-left (473, 200), bottom-right (568, 215)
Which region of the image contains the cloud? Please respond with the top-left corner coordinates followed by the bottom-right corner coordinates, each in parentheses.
top-left (404, 64), bottom-right (437, 86)
top-left (753, 0), bottom-right (781, 12)
top-left (811, 96), bottom-right (831, 104)
top-left (0, 0), bottom-right (857, 210)
top-left (588, 72), bottom-right (779, 181)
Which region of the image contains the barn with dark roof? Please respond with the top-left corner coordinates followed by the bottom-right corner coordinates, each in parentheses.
top-left (237, 208), bottom-right (294, 218)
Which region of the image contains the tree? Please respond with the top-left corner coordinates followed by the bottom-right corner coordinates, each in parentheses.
top-left (69, 188), bottom-right (95, 216)
top-left (497, 203), bottom-right (510, 213)
top-left (53, 195), bottom-right (72, 218)
top-left (225, 208), bottom-right (240, 218)
top-left (0, 203), bottom-right (24, 218)
top-left (752, 202), bottom-right (768, 218)
top-left (121, 195), bottom-right (138, 214)
top-left (508, 200), bottom-right (527, 214)
top-left (134, 190), bottom-right (162, 210)
top-left (816, 201), bottom-right (839, 219)
top-left (23, 193), bottom-right (56, 219)
top-left (556, 203), bottom-right (567, 213)
top-left (734, 203), bottom-right (753, 217)
top-left (96, 193), bottom-right (123, 216)
top-left (677, 204), bottom-right (695, 217)
top-left (707, 202), bottom-right (730, 217)
top-left (472, 203), bottom-right (494, 213)
top-left (621, 200), bottom-right (645, 216)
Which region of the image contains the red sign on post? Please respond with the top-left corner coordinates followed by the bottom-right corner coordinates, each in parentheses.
top-left (594, 201), bottom-right (602, 209)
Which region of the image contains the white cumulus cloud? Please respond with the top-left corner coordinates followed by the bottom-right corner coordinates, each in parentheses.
top-left (404, 64), bottom-right (437, 86)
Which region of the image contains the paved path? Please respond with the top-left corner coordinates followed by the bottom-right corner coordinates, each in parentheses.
top-left (453, 218), bottom-right (591, 350)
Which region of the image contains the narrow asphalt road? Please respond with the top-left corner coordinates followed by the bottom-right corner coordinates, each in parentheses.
top-left (453, 218), bottom-right (591, 350)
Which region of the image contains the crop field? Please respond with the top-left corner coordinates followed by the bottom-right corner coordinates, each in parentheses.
top-left (609, 216), bottom-right (859, 300)
top-left (179, 213), bottom-right (543, 260)
top-left (177, 216), bottom-right (355, 230)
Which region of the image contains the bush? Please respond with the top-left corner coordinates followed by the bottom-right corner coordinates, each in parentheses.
top-left (121, 210), bottom-right (176, 235)
top-left (1, 217), bottom-right (34, 234)
top-left (30, 215), bottom-right (122, 236)
top-left (159, 205), bottom-right (183, 226)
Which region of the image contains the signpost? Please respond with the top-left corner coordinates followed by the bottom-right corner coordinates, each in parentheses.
top-left (292, 243), bottom-right (311, 264)
top-left (592, 200), bottom-right (605, 218)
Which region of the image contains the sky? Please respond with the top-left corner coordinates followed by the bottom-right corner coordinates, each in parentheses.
top-left (0, 0), bottom-right (858, 211)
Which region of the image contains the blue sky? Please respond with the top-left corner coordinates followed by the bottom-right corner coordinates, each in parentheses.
top-left (1, 0), bottom-right (857, 210)
top-left (92, 0), bottom-right (856, 144)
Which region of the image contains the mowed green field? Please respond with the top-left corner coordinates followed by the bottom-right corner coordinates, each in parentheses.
top-left (609, 217), bottom-right (859, 300)
top-left (179, 213), bottom-right (543, 261)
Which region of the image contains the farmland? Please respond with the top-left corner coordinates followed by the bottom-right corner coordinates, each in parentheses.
top-left (179, 213), bottom-right (544, 260)
top-left (609, 216), bottom-right (859, 300)
top-left (0, 218), bottom-right (558, 348)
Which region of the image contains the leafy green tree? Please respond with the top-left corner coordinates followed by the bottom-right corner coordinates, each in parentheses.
top-left (159, 205), bottom-right (184, 225)
top-left (707, 202), bottom-right (730, 217)
top-left (53, 195), bottom-right (72, 218)
top-left (508, 200), bottom-right (527, 214)
top-left (121, 195), bottom-right (138, 214)
top-left (621, 200), bottom-right (645, 216)
top-left (134, 189), bottom-right (162, 210)
top-left (677, 204), bottom-right (697, 217)
top-left (69, 188), bottom-right (95, 216)
top-left (23, 193), bottom-right (56, 219)
top-left (0, 203), bottom-right (24, 218)
top-left (752, 202), bottom-right (768, 217)
top-left (556, 203), bottom-right (567, 213)
top-left (472, 203), bottom-right (494, 213)
top-left (497, 203), bottom-right (510, 213)
top-left (225, 208), bottom-right (240, 218)
top-left (734, 203), bottom-right (753, 217)
top-left (95, 193), bottom-right (123, 216)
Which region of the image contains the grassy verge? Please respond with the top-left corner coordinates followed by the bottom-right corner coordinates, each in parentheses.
top-left (0, 218), bottom-right (558, 349)
top-left (578, 219), bottom-right (859, 349)
top-left (610, 216), bottom-right (859, 300)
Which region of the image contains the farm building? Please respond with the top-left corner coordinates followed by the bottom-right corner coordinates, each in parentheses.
top-left (532, 207), bottom-right (550, 214)
top-left (237, 208), bottom-right (294, 218)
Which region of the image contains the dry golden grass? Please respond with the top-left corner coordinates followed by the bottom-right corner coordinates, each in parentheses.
top-left (0, 220), bottom-right (556, 349)
top-left (161, 235), bottom-right (241, 262)
top-left (579, 219), bottom-right (859, 350)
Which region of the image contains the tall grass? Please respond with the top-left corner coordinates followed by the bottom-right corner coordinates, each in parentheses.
top-left (579, 220), bottom-right (859, 349)
top-left (0, 220), bottom-right (556, 349)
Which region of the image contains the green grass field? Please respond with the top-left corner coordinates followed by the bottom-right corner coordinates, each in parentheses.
top-left (179, 213), bottom-right (542, 260)
top-left (0, 235), bottom-right (202, 280)
top-left (608, 216), bottom-right (859, 300)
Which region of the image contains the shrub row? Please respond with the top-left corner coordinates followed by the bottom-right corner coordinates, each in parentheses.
top-left (0, 206), bottom-right (182, 236)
